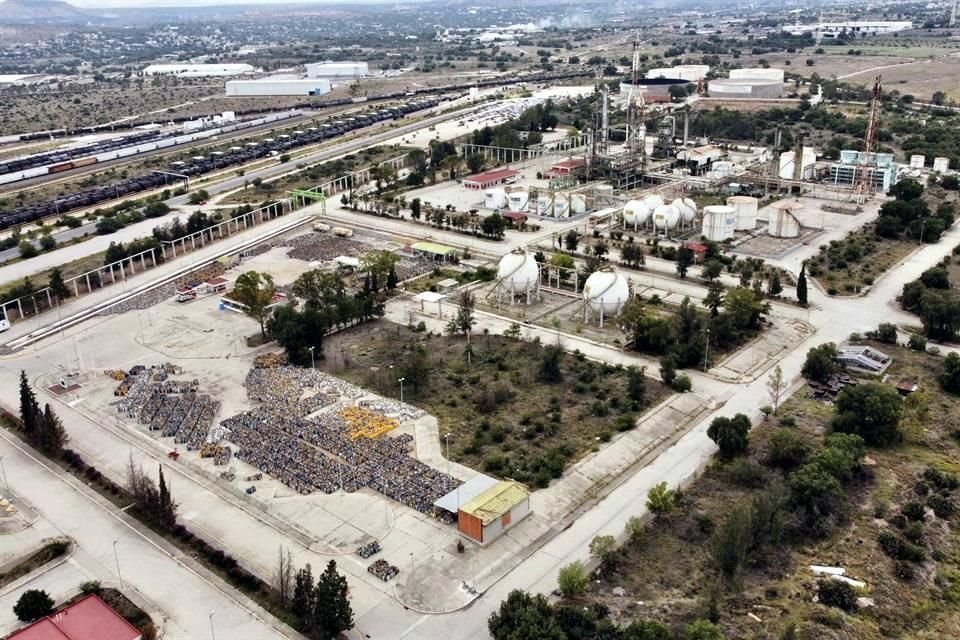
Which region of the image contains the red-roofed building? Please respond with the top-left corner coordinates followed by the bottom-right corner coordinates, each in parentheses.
top-left (462, 169), bottom-right (519, 190)
top-left (5, 595), bottom-right (141, 640)
top-left (681, 242), bottom-right (708, 262)
top-left (545, 159), bottom-right (585, 178)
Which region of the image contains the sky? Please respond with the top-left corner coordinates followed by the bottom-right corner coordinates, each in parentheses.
top-left (69, 0), bottom-right (358, 7)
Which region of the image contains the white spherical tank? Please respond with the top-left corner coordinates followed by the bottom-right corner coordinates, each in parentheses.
top-left (653, 203), bottom-right (681, 231)
top-left (583, 268), bottom-right (630, 317)
top-left (726, 195), bottom-right (759, 231)
top-left (569, 193), bottom-right (587, 215)
top-left (507, 191), bottom-right (528, 211)
top-left (672, 198), bottom-right (696, 224)
top-left (681, 197), bottom-right (698, 223)
top-left (497, 249), bottom-right (540, 295)
top-left (702, 205), bottom-right (737, 242)
top-left (484, 188), bottom-right (507, 210)
top-left (642, 194), bottom-right (664, 214)
top-left (768, 201), bottom-right (801, 238)
top-left (553, 194), bottom-right (570, 218)
top-left (622, 199), bottom-right (651, 228)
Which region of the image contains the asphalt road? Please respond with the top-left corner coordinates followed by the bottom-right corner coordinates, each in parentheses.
top-left (0, 101), bottom-right (471, 269)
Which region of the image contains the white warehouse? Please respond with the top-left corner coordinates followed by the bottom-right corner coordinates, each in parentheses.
top-left (306, 61), bottom-right (369, 78)
top-left (226, 77), bottom-right (332, 97)
top-left (730, 68), bottom-right (785, 83)
top-left (143, 63), bottom-right (255, 77)
top-left (646, 65), bottom-right (710, 82)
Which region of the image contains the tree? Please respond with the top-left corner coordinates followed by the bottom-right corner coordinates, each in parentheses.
top-left (314, 560), bottom-right (354, 639)
top-left (831, 382), bottom-right (903, 447)
top-left (767, 272), bottom-right (783, 296)
top-left (230, 271), bottom-right (276, 338)
top-left (557, 561), bottom-right (588, 597)
top-left (564, 230), bottom-right (579, 251)
top-left (589, 535), bottom-right (617, 566)
top-left (817, 579), bottom-right (858, 612)
top-left (489, 591), bottom-right (566, 640)
top-left (39, 234), bottom-right (56, 251)
top-left (410, 197), bottom-right (421, 220)
top-left (682, 620), bottom-right (724, 640)
top-left (626, 366), bottom-right (646, 405)
top-left (38, 403), bottom-right (67, 456)
top-left (707, 414), bottom-right (751, 458)
top-left (723, 287), bottom-right (768, 332)
top-left (624, 619), bottom-right (675, 640)
top-left (466, 152), bottom-right (485, 174)
top-left (621, 243), bottom-right (645, 268)
top-left (766, 429), bottom-right (812, 468)
top-left (766, 365), bottom-right (787, 414)
top-left (703, 282), bottom-right (724, 317)
top-left (701, 260), bottom-right (723, 282)
top-left (292, 564), bottom-right (316, 629)
top-left (19, 240), bottom-right (38, 259)
top-left (481, 212), bottom-right (506, 239)
top-left (788, 462), bottom-right (845, 529)
top-left (676, 247), bottom-right (693, 278)
top-left (447, 290), bottom-right (476, 341)
top-left (940, 352), bottom-right (960, 394)
top-left (888, 178), bottom-right (924, 202)
top-left (646, 481), bottom-right (676, 516)
top-left (187, 189), bottom-right (209, 205)
top-left (709, 502), bottom-right (753, 582)
top-left (538, 344), bottom-right (564, 383)
top-left (659, 356), bottom-right (677, 386)
top-left (801, 342), bottom-right (839, 382)
top-left (13, 589), bottom-right (54, 622)
top-left (19, 370), bottom-right (40, 436)
top-left (157, 465), bottom-right (176, 531)
top-left (796, 263), bottom-right (808, 306)
top-left (274, 547), bottom-right (294, 606)
top-left (48, 268), bottom-right (70, 302)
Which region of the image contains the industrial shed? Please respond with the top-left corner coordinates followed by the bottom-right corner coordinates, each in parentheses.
top-left (306, 61), bottom-right (369, 78)
top-left (457, 480), bottom-right (530, 545)
top-left (411, 241), bottom-right (457, 262)
top-left (707, 78), bottom-right (783, 99)
top-left (225, 78), bottom-right (332, 97)
top-left (463, 168), bottom-right (519, 190)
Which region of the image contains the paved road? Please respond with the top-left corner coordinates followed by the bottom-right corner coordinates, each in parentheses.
top-left (0, 101), bottom-right (476, 274)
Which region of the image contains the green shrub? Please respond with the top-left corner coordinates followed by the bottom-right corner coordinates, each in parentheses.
top-left (817, 579), bottom-right (858, 612)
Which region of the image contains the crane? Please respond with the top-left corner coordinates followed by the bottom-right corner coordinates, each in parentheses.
top-left (854, 75), bottom-right (883, 202)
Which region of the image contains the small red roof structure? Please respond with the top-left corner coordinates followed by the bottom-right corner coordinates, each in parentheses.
top-left (895, 379), bottom-right (919, 395)
top-left (501, 211), bottom-right (528, 222)
top-left (462, 168), bottom-right (520, 190)
top-left (682, 241), bottom-right (708, 255)
top-left (545, 159), bottom-right (585, 177)
top-left (6, 595), bottom-right (142, 640)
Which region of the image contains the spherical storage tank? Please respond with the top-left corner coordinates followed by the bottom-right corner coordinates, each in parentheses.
top-left (702, 205), bottom-right (737, 242)
top-left (507, 191), bottom-right (528, 212)
top-left (726, 195), bottom-right (758, 231)
top-left (622, 199), bottom-right (651, 228)
top-left (641, 194), bottom-right (664, 214)
top-left (497, 249), bottom-right (539, 301)
top-left (768, 201), bottom-right (801, 238)
top-left (653, 203), bottom-right (680, 231)
top-left (672, 198), bottom-right (697, 224)
top-left (583, 267), bottom-right (630, 318)
top-left (484, 188), bottom-right (507, 210)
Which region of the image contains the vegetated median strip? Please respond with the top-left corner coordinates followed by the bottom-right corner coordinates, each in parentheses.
top-left (0, 408), bottom-right (305, 638)
top-left (0, 538), bottom-right (72, 592)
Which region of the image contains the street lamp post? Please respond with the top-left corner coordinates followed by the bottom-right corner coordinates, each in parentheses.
top-left (0, 456), bottom-right (8, 492)
top-left (398, 377), bottom-right (405, 404)
top-left (112, 540), bottom-right (124, 590)
top-left (444, 433), bottom-right (452, 478)
top-left (704, 327), bottom-right (711, 373)
top-left (409, 552), bottom-right (415, 584)
top-left (209, 611), bottom-right (216, 640)
top-left (308, 346), bottom-right (315, 369)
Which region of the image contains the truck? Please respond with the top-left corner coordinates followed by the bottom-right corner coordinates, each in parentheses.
top-left (312, 221), bottom-right (331, 232)
top-left (333, 227), bottom-right (354, 238)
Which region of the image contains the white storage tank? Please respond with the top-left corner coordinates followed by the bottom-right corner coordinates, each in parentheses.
top-left (909, 155), bottom-right (925, 169)
top-left (726, 195), bottom-right (759, 231)
top-left (484, 188), bottom-right (507, 210)
top-left (496, 249), bottom-right (540, 304)
top-left (653, 203), bottom-right (680, 231)
top-left (553, 194), bottom-right (570, 218)
top-left (622, 200), bottom-right (651, 229)
top-left (702, 205), bottom-right (737, 242)
top-left (569, 193), bottom-right (587, 215)
top-left (583, 267), bottom-right (630, 324)
top-left (536, 196), bottom-right (552, 216)
top-left (680, 197), bottom-right (698, 223)
top-left (507, 191), bottom-right (528, 211)
top-left (768, 201), bottom-right (802, 238)
top-left (641, 194), bottom-right (664, 214)
top-left (933, 157), bottom-right (951, 173)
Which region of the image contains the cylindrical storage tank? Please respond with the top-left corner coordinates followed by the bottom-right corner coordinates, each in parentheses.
top-left (497, 249), bottom-right (539, 298)
top-left (702, 205), bottom-right (737, 242)
top-left (653, 203), bottom-right (680, 231)
top-left (622, 199), bottom-right (651, 228)
top-left (553, 194), bottom-right (570, 218)
top-left (768, 202), bottom-right (801, 238)
top-left (933, 157), bottom-right (950, 173)
top-left (507, 191), bottom-right (528, 211)
top-left (569, 193), bottom-right (587, 215)
top-left (680, 197), bottom-right (698, 223)
top-left (726, 195), bottom-right (759, 231)
top-left (909, 155), bottom-right (925, 169)
top-left (536, 196), bottom-right (552, 216)
top-left (583, 268), bottom-right (630, 317)
top-left (594, 184), bottom-right (614, 196)
top-left (484, 188), bottom-right (506, 209)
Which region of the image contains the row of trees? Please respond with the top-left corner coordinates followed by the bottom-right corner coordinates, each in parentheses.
top-left (18, 371), bottom-right (67, 457)
top-left (900, 262), bottom-right (960, 341)
top-left (282, 560), bottom-right (354, 640)
top-left (875, 179), bottom-right (954, 243)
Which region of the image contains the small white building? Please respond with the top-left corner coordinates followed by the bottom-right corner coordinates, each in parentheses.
top-left (305, 61), bottom-right (369, 78)
top-left (782, 21), bottom-right (912, 38)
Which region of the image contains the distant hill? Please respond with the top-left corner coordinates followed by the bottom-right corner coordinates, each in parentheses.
top-left (0, 0), bottom-right (91, 23)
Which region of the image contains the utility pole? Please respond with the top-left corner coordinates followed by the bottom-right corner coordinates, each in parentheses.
top-left (112, 540), bottom-right (124, 590)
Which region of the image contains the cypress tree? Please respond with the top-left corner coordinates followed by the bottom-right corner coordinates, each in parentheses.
top-left (158, 465), bottom-right (176, 530)
top-left (797, 263), bottom-right (809, 306)
top-left (18, 371), bottom-right (40, 436)
top-left (40, 404), bottom-right (67, 455)
top-left (314, 560), bottom-right (354, 639)
top-left (292, 564), bottom-right (315, 629)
